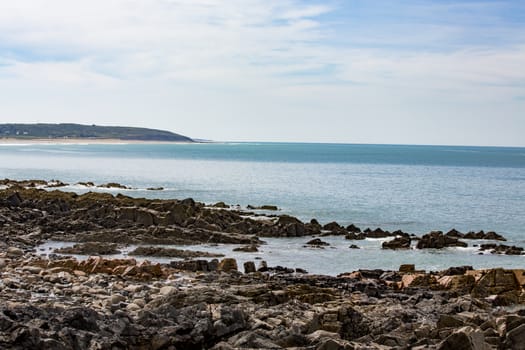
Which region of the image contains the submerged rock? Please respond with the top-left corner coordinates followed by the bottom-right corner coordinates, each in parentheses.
top-left (306, 238), bottom-right (330, 247)
top-left (232, 245), bottom-right (259, 252)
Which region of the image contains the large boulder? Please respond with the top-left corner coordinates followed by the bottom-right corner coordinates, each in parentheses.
top-left (471, 268), bottom-right (520, 298)
top-left (417, 231), bottom-right (468, 249)
top-left (505, 323), bottom-right (525, 350)
top-left (365, 227), bottom-right (392, 238)
top-left (438, 274), bottom-right (476, 293)
top-left (438, 326), bottom-right (491, 350)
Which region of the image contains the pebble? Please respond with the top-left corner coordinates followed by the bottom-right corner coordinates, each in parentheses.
top-left (159, 286), bottom-right (177, 296)
top-left (6, 247), bottom-right (24, 258)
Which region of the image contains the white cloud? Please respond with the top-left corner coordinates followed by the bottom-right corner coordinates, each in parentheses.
top-left (0, 0), bottom-right (331, 85)
top-left (0, 0), bottom-right (524, 145)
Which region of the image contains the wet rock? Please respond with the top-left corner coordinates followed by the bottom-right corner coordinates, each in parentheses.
top-left (365, 227), bottom-right (396, 238)
top-left (349, 244), bottom-right (360, 249)
top-left (99, 182), bottom-right (130, 189)
top-left (479, 243), bottom-right (523, 255)
top-left (276, 215), bottom-right (302, 226)
top-left (233, 245), bottom-right (259, 252)
top-left (465, 230), bottom-right (503, 241)
top-left (344, 231), bottom-right (365, 240)
top-left (213, 202), bottom-right (230, 208)
top-left (247, 204), bottom-right (278, 211)
top-left (417, 231), bottom-right (468, 249)
top-left (54, 242), bottom-right (121, 255)
top-left (382, 236), bottom-right (411, 249)
top-left (129, 246), bottom-right (224, 258)
top-left (306, 238), bottom-right (329, 247)
top-left (346, 224), bottom-right (361, 233)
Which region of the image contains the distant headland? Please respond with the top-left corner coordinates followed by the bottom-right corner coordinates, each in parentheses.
top-left (0, 123), bottom-right (193, 143)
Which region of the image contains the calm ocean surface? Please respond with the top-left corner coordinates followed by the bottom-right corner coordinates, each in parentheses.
top-left (2, 142), bottom-right (525, 273)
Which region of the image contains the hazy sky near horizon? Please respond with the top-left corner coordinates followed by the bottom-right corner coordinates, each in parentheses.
top-left (0, 1), bottom-right (524, 146)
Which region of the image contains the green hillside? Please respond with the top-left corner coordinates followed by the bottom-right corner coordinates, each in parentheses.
top-left (0, 123), bottom-right (193, 142)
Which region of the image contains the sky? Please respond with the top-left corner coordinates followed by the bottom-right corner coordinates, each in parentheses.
top-left (0, 0), bottom-right (524, 146)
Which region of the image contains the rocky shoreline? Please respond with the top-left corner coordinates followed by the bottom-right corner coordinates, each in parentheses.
top-left (1, 179), bottom-right (525, 349)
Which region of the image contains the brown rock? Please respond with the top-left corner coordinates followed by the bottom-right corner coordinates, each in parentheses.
top-left (218, 258), bottom-right (238, 272)
top-left (471, 268), bottom-right (520, 298)
top-left (438, 275), bottom-right (475, 293)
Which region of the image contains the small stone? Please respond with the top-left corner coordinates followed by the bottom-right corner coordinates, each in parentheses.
top-left (23, 266), bottom-right (42, 274)
top-left (6, 247), bottom-right (24, 258)
top-left (73, 270), bottom-right (86, 277)
top-left (126, 303), bottom-right (141, 312)
top-left (110, 294), bottom-right (126, 304)
top-left (133, 299), bottom-right (146, 308)
top-left (159, 286), bottom-right (177, 296)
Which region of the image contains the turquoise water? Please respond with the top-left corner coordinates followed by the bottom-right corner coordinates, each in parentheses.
top-left (3, 142), bottom-right (525, 271)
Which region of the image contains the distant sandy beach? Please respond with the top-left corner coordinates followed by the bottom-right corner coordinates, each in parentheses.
top-left (0, 138), bottom-right (193, 145)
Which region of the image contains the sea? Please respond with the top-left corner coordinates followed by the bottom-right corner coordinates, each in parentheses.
top-left (1, 142), bottom-right (524, 275)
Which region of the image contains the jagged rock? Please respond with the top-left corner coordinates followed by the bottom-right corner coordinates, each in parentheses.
top-left (464, 230), bottom-right (506, 241)
top-left (346, 224), bottom-right (361, 233)
top-left (479, 243), bottom-right (523, 255)
top-left (437, 314), bottom-right (465, 329)
top-left (6, 192), bottom-right (22, 207)
top-left (505, 323), bottom-right (525, 350)
top-left (438, 275), bottom-right (476, 293)
top-left (382, 236), bottom-right (411, 249)
top-left (54, 242), bottom-right (120, 255)
top-left (471, 268), bottom-right (520, 298)
top-left (170, 259), bottom-right (219, 272)
top-left (365, 227), bottom-right (393, 238)
top-left (417, 231), bottom-right (468, 249)
top-left (438, 326), bottom-right (491, 350)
